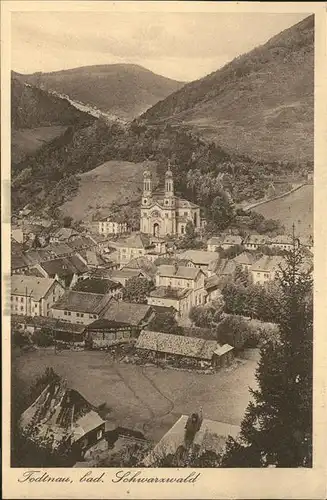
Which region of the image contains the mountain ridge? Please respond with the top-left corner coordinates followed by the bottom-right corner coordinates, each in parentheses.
top-left (140, 15), bottom-right (314, 163)
top-left (15, 64), bottom-right (185, 121)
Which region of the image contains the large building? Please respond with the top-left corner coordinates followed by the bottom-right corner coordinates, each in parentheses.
top-left (11, 275), bottom-right (65, 317)
top-left (140, 164), bottom-right (201, 237)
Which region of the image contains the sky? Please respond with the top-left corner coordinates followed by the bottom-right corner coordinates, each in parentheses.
top-left (12, 11), bottom-right (309, 81)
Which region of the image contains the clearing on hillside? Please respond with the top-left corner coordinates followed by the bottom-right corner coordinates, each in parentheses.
top-left (60, 160), bottom-right (158, 221)
top-left (254, 184), bottom-right (313, 239)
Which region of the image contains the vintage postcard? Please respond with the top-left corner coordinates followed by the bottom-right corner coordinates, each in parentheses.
top-left (1, 1), bottom-right (327, 499)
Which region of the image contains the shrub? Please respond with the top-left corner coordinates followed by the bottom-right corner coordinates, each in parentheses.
top-left (32, 329), bottom-right (54, 347)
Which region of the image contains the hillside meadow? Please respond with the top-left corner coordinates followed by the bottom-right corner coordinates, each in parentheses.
top-left (253, 184), bottom-right (313, 238)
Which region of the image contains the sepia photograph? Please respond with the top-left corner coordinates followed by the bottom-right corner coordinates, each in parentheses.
top-left (2, 2), bottom-right (326, 497)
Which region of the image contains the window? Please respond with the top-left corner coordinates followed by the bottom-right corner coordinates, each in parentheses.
top-left (16, 297), bottom-right (18, 302)
top-left (76, 313), bottom-right (80, 317)
top-left (165, 213), bottom-right (169, 218)
top-left (122, 248), bottom-right (126, 253)
top-left (21, 297), bottom-right (24, 303)
top-left (20, 306), bottom-right (24, 311)
top-left (67, 311), bottom-right (71, 316)
top-left (143, 198), bottom-right (147, 204)
top-left (80, 313), bottom-right (84, 318)
top-left (11, 296), bottom-right (13, 301)
top-left (264, 273), bottom-right (269, 278)
top-left (35, 303), bottom-right (38, 308)
top-left (184, 211), bottom-right (188, 216)
top-left (257, 273), bottom-right (260, 277)
top-left (139, 250), bottom-right (142, 254)
top-left (165, 200), bottom-right (169, 205)
top-left (181, 225), bottom-right (185, 234)
top-left (64, 311), bottom-right (67, 316)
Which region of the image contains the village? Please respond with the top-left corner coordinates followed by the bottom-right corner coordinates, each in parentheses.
top-left (11, 164), bottom-right (314, 467)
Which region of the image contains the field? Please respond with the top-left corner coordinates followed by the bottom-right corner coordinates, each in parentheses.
top-left (11, 126), bottom-right (68, 164)
top-left (60, 160), bottom-right (158, 221)
top-left (254, 184), bottom-right (313, 239)
top-left (12, 349), bottom-right (257, 443)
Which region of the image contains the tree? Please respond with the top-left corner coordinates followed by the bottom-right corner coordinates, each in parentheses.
top-left (189, 297), bottom-right (225, 328)
top-left (63, 215), bottom-right (73, 228)
top-left (208, 192), bottom-right (235, 231)
top-left (221, 239), bottom-right (313, 467)
top-left (148, 311), bottom-right (182, 335)
top-left (123, 276), bottom-right (154, 304)
top-left (216, 315), bottom-right (250, 350)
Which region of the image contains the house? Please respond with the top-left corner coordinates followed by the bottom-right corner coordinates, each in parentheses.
top-left (97, 217), bottom-right (128, 236)
top-left (116, 233), bottom-right (165, 265)
top-left (11, 275), bottom-right (65, 317)
top-left (45, 242), bottom-right (73, 258)
top-left (31, 255), bottom-right (89, 289)
top-left (11, 253), bottom-right (30, 274)
top-left (207, 236), bottom-right (223, 252)
top-left (251, 256), bottom-right (285, 285)
top-left (269, 235), bottom-right (293, 252)
top-left (176, 250), bottom-right (220, 276)
top-left (140, 164), bottom-right (201, 237)
top-left (135, 330), bottom-right (234, 369)
top-left (244, 234), bottom-right (268, 251)
top-left (110, 268), bottom-right (149, 287)
top-left (301, 236), bottom-right (314, 254)
top-left (49, 227), bottom-right (80, 244)
top-left (120, 256), bottom-right (157, 281)
top-left (19, 380), bottom-right (107, 462)
top-left (67, 236), bottom-right (96, 253)
top-left (147, 287), bottom-right (193, 318)
top-left (156, 264), bottom-right (206, 308)
top-left (78, 249), bottom-right (108, 268)
top-left (232, 251), bottom-right (257, 271)
top-left (51, 291), bottom-right (112, 325)
top-left (221, 235), bottom-right (243, 250)
top-left (143, 413), bottom-right (240, 466)
top-left (100, 301), bottom-right (154, 330)
top-left (73, 278), bottom-right (123, 301)
top-left (216, 259), bottom-right (237, 279)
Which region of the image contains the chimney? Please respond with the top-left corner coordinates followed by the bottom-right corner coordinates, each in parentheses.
top-left (174, 261), bottom-right (178, 275)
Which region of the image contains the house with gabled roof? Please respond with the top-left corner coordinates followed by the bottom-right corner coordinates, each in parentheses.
top-left (232, 251), bottom-right (257, 271)
top-left (251, 255), bottom-right (285, 285)
top-left (221, 234), bottom-right (243, 250)
top-left (244, 234), bottom-right (269, 251)
top-left (155, 264), bottom-right (206, 313)
top-left (11, 274), bottom-right (65, 317)
top-left (19, 380), bottom-right (107, 462)
top-left (49, 227), bottom-right (80, 244)
top-left (176, 250), bottom-right (220, 276)
top-left (51, 290), bottom-right (112, 325)
top-left (31, 255), bottom-right (89, 289)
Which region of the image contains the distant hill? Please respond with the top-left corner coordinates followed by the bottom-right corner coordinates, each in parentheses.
top-left (15, 64), bottom-right (185, 121)
top-left (140, 15), bottom-right (314, 163)
top-left (11, 76), bottom-right (95, 164)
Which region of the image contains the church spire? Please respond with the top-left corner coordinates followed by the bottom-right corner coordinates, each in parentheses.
top-left (165, 160), bottom-right (174, 197)
top-left (143, 169), bottom-right (152, 197)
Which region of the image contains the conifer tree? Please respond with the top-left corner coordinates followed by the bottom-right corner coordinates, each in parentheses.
top-left (222, 231), bottom-right (313, 467)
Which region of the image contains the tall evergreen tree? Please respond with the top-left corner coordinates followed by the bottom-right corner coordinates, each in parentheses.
top-left (222, 233), bottom-right (313, 467)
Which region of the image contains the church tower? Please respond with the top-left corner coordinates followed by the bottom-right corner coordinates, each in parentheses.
top-left (164, 161), bottom-right (175, 206)
top-left (142, 169), bottom-right (152, 206)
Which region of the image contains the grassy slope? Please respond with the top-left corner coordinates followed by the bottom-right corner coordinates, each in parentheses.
top-left (254, 184), bottom-right (313, 238)
top-left (60, 160), bottom-right (158, 221)
top-left (11, 77), bottom-right (95, 166)
top-left (141, 16), bottom-right (314, 163)
top-left (17, 64), bottom-right (185, 121)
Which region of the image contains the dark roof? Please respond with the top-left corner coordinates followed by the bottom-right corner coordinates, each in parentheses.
top-left (45, 242), bottom-right (72, 256)
top-left (150, 305), bottom-right (177, 316)
top-left (11, 253), bottom-right (29, 270)
top-left (67, 236), bottom-right (95, 251)
top-left (122, 257), bottom-right (157, 278)
top-left (102, 301), bottom-right (153, 326)
top-left (11, 315), bottom-right (86, 334)
top-left (40, 255), bottom-right (88, 278)
top-left (157, 265), bottom-right (201, 280)
top-left (52, 291), bottom-right (112, 314)
top-left (87, 318), bottom-right (131, 330)
top-left (149, 286), bottom-right (192, 300)
top-left (73, 278), bottom-right (122, 294)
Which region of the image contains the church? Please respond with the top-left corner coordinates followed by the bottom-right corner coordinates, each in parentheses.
top-left (140, 164), bottom-right (201, 237)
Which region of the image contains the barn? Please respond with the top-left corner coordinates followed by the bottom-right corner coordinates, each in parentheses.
top-left (135, 330), bottom-right (234, 370)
